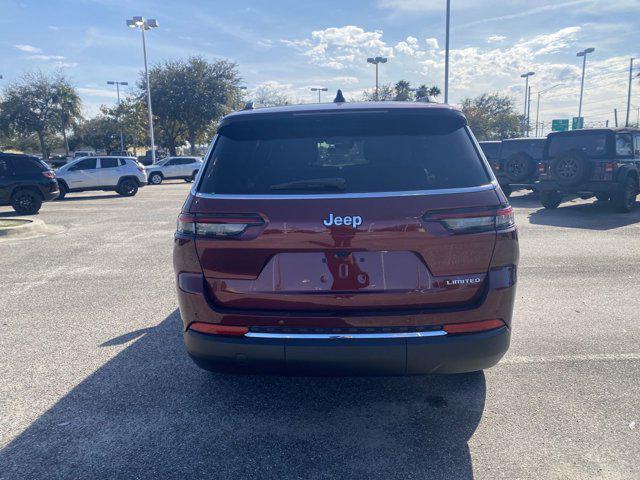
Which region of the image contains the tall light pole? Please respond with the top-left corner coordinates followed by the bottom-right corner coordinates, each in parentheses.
top-left (367, 56), bottom-right (388, 100)
top-left (625, 57), bottom-right (634, 127)
top-left (127, 16), bottom-right (158, 163)
top-left (576, 47), bottom-right (595, 124)
top-left (535, 83), bottom-right (562, 137)
top-left (107, 81), bottom-right (128, 152)
top-left (444, 0), bottom-right (451, 103)
top-left (520, 71), bottom-right (535, 135)
top-left (310, 87), bottom-right (328, 103)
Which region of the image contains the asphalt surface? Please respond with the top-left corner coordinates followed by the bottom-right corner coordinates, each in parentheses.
top-left (0, 183), bottom-right (638, 479)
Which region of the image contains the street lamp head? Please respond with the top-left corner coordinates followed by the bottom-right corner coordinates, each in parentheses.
top-left (147, 19), bottom-right (159, 28)
top-left (577, 48), bottom-right (595, 57)
top-left (126, 19), bottom-right (136, 28)
top-left (376, 56), bottom-right (388, 63)
top-left (107, 81), bottom-right (115, 85)
top-left (121, 81), bottom-right (129, 86)
top-left (320, 87), bottom-right (328, 92)
top-left (132, 16), bottom-right (144, 25)
top-left (520, 71), bottom-right (535, 78)
top-left (367, 57), bottom-right (375, 64)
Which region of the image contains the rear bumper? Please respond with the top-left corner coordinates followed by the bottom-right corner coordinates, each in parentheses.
top-left (184, 326), bottom-right (510, 375)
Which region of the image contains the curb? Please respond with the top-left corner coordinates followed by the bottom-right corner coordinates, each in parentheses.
top-left (0, 218), bottom-right (47, 239)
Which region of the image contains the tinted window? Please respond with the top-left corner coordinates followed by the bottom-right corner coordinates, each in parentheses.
top-left (615, 134), bottom-right (633, 157)
top-left (548, 134), bottom-right (608, 158)
top-left (199, 113), bottom-right (489, 195)
top-left (501, 140), bottom-right (545, 159)
top-left (12, 158), bottom-right (45, 174)
top-left (0, 158), bottom-right (11, 176)
top-left (479, 142), bottom-right (500, 159)
top-left (70, 158), bottom-right (97, 170)
top-left (100, 158), bottom-right (119, 168)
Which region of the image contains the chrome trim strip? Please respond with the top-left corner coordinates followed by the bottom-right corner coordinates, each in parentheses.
top-left (193, 182), bottom-right (497, 200)
top-left (244, 330), bottom-right (447, 339)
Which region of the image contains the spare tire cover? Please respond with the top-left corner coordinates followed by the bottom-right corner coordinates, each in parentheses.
top-left (551, 150), bottom-right (593, 186)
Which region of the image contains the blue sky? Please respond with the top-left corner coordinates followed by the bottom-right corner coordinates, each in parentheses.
top-left (1, 0), bottom-right (639, 129)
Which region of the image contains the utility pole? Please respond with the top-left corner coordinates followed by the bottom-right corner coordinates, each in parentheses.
top-left (520, 72), bottom-right (535, 134)
top-left (625, 58), bottom-right (634, 127)
top-left (527, 87), bottom-right (532, 137)
top-left (107, 81), bottom-right (129, 152)
top-left (535, 83), bottom-right (562, 138)
top-left (614, 108), bottom-right (618, 127)
top-left (444, 0), bottom-right (451, 103)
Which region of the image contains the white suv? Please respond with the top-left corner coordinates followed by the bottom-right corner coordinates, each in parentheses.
top-left (145, 156), bottom-right (202, 185)
top-left (56, 156), bottom-right (148, 199)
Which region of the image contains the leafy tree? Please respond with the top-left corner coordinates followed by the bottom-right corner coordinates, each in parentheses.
top-left (361, 84), bottom-right (395, 101)
top-left (253, 85), bottom-right (291, 107)
top-left (0, 71), bottom-right (81, 159)
top-left (393, 80), bottom-right (413, 101)
top-left (460, 93), bottom-right (522, 141)
top-left (142, 57), bottom-right (242, 155)
top-left (72, 115), bottom-right (121, 153)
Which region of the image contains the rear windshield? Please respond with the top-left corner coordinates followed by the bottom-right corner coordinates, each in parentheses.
top-left (12, 158), bottom-right (47, 174)
top-left (547, 133), bottom-right (609, 158)
top-left (501, 140), bottom-right (545, 159)
top-left (199, 113), bottom-right (490, 195)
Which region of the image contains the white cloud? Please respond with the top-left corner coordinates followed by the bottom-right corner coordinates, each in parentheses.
top-left (257, 39), bottom-right (273, 48)
top-left (487, 35), bottom-right (507, 43)
top-left (425, 38), bottom-right (439, 49)
top-left (78, 87), bottom-right (118, 98)
top-left (15, 44), bottom-right (41, 53)
top-left (332, 76), bottom-right (360, 85)
top-left (27, 55), bottom-right (66, 61)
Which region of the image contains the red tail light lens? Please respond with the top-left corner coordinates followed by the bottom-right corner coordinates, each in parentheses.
top-left (424, 206), bottom-right (515, 234)
top-left (604, 162), bottom-right (615, 173)
top-left (176, 213), bottom-right (264, 238)
top-left (189, 322), bottom-right (248, 336)
top-left (137, 166), bottom-right (145, 173)
top-left (537, 162), bottom-right (546, 173)
top-left (42, 170), bottom-right (55, 179)
top-left (444, 319), bottom-right (505, 334)
top-left (493, 162), bottom-right (500, 171)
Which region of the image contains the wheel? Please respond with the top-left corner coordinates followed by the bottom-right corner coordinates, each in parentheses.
top-left (550, 150), bottom-right (593, 186)
top-left (504, 153), bottom-right (535, 182)
top-left (57, 183), bottom-right (67, 200)
top-left (117, 179), bottom-right (139, 197)
top-left (595, 193), bottom-right (609, 202)
top-left (149, 172), bottom-right (163, 185)
top-left (11, 190), bottom-right (42, 215)
top-left (540, 190), bottom-right (562, 209)
top-left (500, 184), bottom-right (513, 198)
top-left (612, 176), bottom-right (638, 213)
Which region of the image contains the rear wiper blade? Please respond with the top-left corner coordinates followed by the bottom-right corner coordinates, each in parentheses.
top-left (270, 178), bottom-right (346, 191)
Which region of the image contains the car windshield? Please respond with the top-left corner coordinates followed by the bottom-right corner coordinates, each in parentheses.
top-left (547, 133), bottom-right (608, 158)
top-left (198, 112), bottom-right (490, 195)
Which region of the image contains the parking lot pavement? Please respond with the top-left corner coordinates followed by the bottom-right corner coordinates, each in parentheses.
top-left (1, 185), bottom-right (639, 479)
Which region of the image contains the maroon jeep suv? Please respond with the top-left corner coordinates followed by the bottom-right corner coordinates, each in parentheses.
top-left (174, 100), bottom-right (519, 375)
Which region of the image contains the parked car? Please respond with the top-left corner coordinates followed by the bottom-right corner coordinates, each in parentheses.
top-left (49, 155), bottom-right (70, 168)
top-left (479, 138), bottom-right (546, 197)
top-left (73, 150), bottom-right (96, 159)
top-left (55, 156), bottom-right (147, 199)
top-left (537, 128), bottom-right (640, 212)
top-left (146, 156), bottom-right (202, 185)
top-left (174, 100), bottom-right (519, 375)
top-left (0, 152), bottom-right (59, 214)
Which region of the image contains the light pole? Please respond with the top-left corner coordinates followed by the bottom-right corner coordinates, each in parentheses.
top-left (107, 81), bottom-right (128, 152)
top-left (367, 56), bottom-right (388, 100)
top-left (625, 58), bottom-right (634, 127)
top-left (576, 47), bottom-right (595, 124)
top-left (444, 0), bottom-right (451, 103)
top-left (127, 16), bottom-right (158, 163)
top-left (535, 83), bottom-right (562, 137)
top-left (520, 71), bottom-right (535, 135)
top-left (310, 87), bottom-right (328, 103)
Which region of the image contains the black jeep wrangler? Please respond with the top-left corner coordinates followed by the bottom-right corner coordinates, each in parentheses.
top-left (479, 137), bottom-right (546, 197)
top-left (537, 128), bottom-right (640, 212)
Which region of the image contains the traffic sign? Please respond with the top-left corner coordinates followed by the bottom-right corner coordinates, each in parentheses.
top-left (552, 119), bottom-right (569, 132)
top-left (572, 117), bottom-right (584, 130)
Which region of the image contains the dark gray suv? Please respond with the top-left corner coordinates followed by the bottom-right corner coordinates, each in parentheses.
top-left (537, 128), bottom-right (640, 212)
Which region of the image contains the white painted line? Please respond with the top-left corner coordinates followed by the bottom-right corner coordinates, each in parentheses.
top-left (501, 353), bottom-right (640, 365)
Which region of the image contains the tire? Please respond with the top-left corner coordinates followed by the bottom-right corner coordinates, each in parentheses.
top-left (595, 193), bottom-right (609, 202)
top-left (501, 184), bottom-right (513, 198)
top-left (540, 190), bottom-right (562, 209)
top-left (504, 153), bottom-right (535, 182)
top-left (117, 179), bottom-right (139, 197)
top-left (611, 176), bottom-right (638, 213)
top-left (550, 150), bottom-right (593, 186)
top-left (149, 172), bottom-right (163, 185)
top-left (57, 183), bottom-right (67, 200)
top-left (11, 189), bottom-right (42, 215)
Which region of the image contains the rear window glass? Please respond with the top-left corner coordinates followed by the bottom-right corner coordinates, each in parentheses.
top-left (199, 113), bottom-right (489, 195)
top-left (100, 158), bottom-right (119, 168)
top-left (12, 158), bottom-right (45, 174)
top-left (548, 133), bottom-right (608, 158)
top-left (501, 140), bottom-right (545, 159)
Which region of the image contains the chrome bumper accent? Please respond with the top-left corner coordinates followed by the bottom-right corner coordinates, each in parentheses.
top-left (244, 330), bottom-right (447, 339)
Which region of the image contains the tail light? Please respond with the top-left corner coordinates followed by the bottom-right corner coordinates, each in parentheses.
top-left (423, 205), bottom-right (515, 234)
top-left (137, 165), bottom-right (145, 173)
top-left (537, 162), bottom-right (547, 173)
top-left (42, 170), bottom-right (55, 179)
top-left (493, 162), bottom-right (500, 171)
top-left (444, 319), bottom-right (505, 334)
top-left (604, 162), bottom-right (615, 173)
top-left (176, 213), bottom-right (265, 238)
top-left (189, 322), bottom-right (248, 336)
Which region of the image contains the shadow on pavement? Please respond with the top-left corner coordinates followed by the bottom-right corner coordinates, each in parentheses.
top-left (0, 310), bottom-right (486, 480)
top-left (57, 194), bottom-right (122, 202)
top-left (528, 200), bottom-right (640, 230)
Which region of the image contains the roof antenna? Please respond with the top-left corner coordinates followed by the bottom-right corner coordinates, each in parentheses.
top-left (333, 89), bottom-right (346, 103)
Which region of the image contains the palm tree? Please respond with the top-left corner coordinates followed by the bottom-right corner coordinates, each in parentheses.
top-left (394, 80), bottom-right (413, 101)
top-left (427, 86), bottom-right (441, 98)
